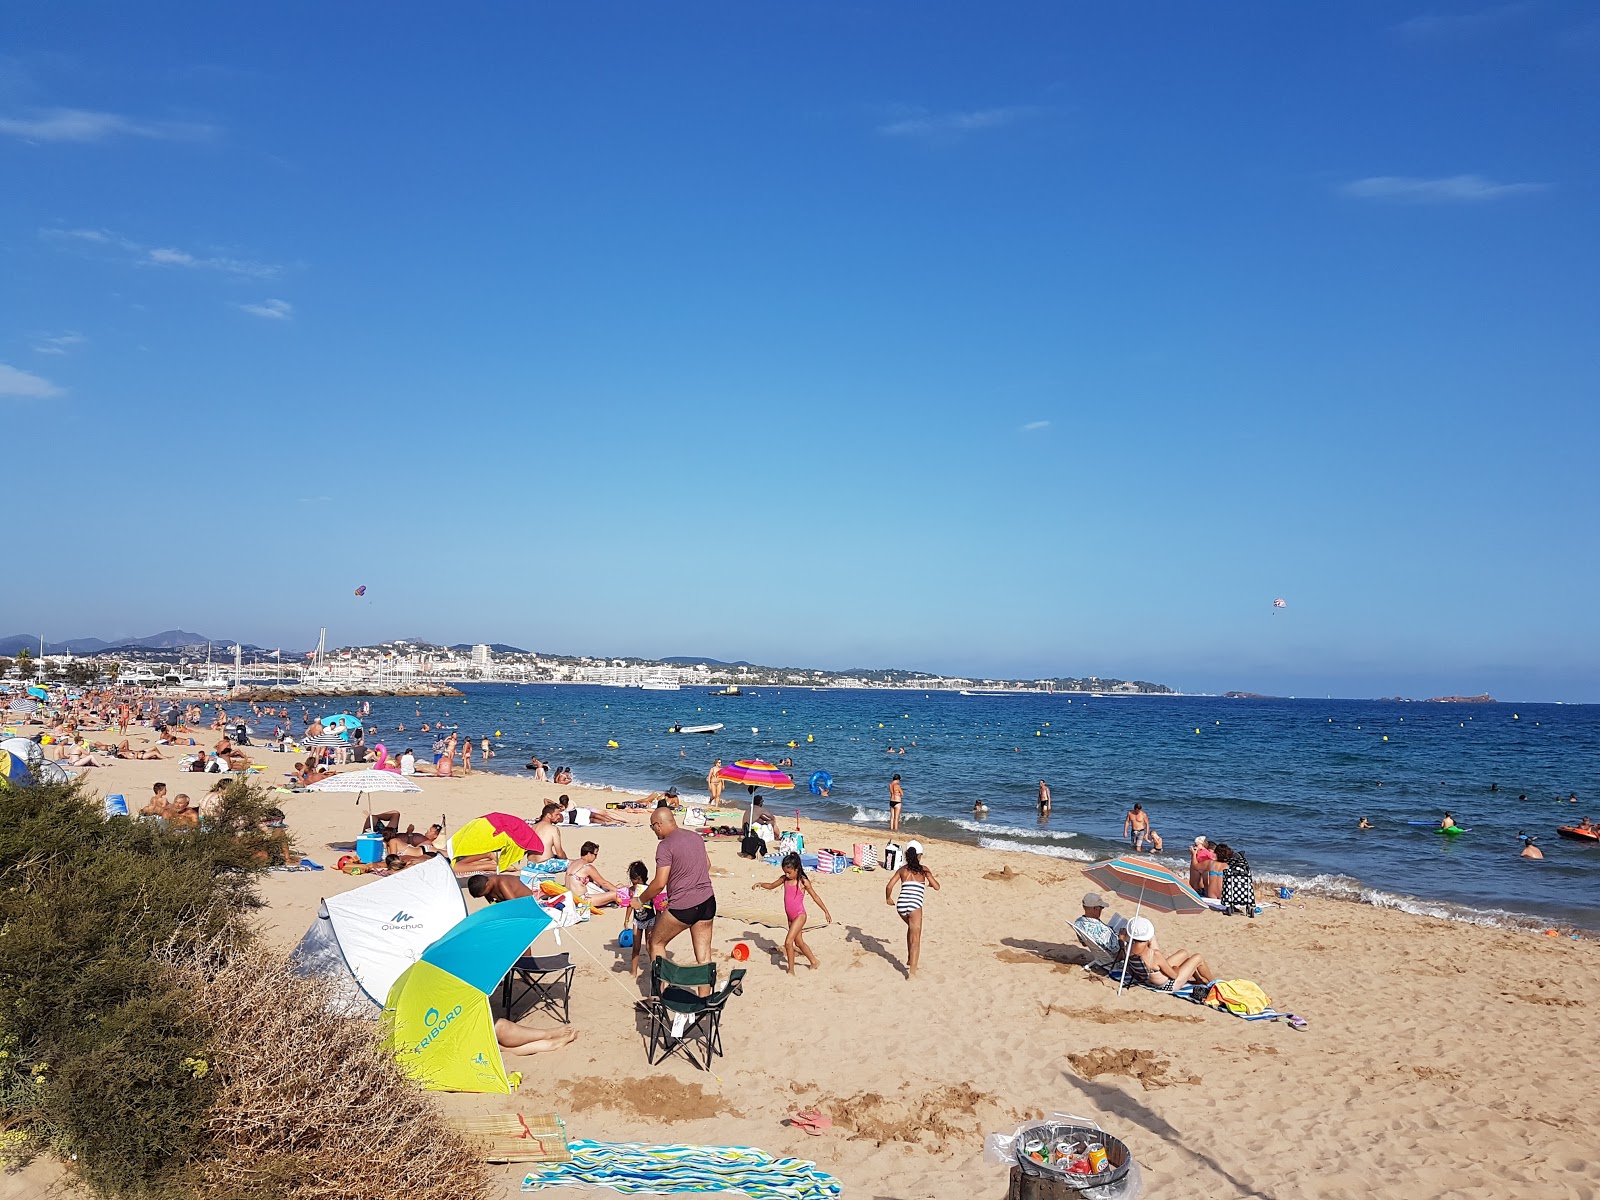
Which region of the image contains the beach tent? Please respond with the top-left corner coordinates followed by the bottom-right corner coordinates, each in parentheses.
top-left (0, 750), bottom-right (34, 788)
top-left (290, 855), bottom-right (467, 1015)
top-left (0, 737), bottom-right (43, 770)
top-left (383, 896), bottom-right (553, 1093)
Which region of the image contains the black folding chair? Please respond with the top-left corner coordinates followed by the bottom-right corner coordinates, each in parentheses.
top-left (499, 953), bottom-right (576, 1024)
top-left (645, 957), bottom-right (744, 1070)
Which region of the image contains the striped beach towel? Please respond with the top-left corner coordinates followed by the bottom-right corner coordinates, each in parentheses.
top-left (523, 1140), bottom-right (842, 1198)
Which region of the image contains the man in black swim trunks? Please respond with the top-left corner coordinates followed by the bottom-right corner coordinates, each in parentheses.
top-left (637, 807), bottom-right (717, 988)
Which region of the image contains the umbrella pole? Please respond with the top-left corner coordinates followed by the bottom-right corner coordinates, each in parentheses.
top-left (1116, 885), bottom-right (1147, 997)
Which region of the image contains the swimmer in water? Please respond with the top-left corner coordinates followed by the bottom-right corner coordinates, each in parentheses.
top-left (1519, 833), bottom-right (1543, 860)
top-left (973, 798), bottom-right (988, 817)
top-left (1440, 812), bottom-right (1459, 831)
top-left (1358, 817), bottom-right (1373, 830)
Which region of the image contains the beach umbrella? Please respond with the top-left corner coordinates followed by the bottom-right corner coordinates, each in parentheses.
top-left (6, 698), bottom-right (39, 715)
top-left (383, 895), bottom-right (554, 1092)
top-left (1, 737), bottom-right (44, 770)
top-left (26, 685), bottom-right (49, 701)
top-left (720, 759), bottom-right (794, 791)
top-left (304, 732), bottom-right (350, 747)
top-left (448, 814), bottom-right (542, 873)
top-left (1082, 855), bottom-right (1209, 995)
top-left (0, 750), bottom-right (34, 788)
top-left (322, 713), bottom-right (363, 732)
top-left (308, 768), bottom-right (423, 828)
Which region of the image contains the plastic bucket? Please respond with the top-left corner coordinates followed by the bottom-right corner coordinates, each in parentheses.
top-left (104, 793), bottom-right (129, 817)
top-left (1278, 887), bottom-right (1294, 900)
top-left (355, 832), bottom-right (385, 864)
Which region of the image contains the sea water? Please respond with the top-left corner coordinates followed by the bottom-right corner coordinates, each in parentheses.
top-left (338, 684), bottom-right (1600, 931)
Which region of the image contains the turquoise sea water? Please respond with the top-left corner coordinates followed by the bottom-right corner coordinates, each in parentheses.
top-left (327, 684), bottom-right (1599, 931)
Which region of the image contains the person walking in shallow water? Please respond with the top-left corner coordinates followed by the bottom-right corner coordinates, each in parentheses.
top-left (1037, 780), bottom-right (1052, 816)
top-left (888, 774), bottom-right (904, 832)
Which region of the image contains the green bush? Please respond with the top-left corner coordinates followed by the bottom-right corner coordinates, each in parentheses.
top-left (0, 779), bottom-right (285, 1196)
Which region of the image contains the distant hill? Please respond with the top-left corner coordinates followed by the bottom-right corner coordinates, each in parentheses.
top-left (448, 643), bottom-right (529, 655)
top-left (660, 656), bottom-right (756, 667)
top-left (0, 630), bottom-right (256, 656)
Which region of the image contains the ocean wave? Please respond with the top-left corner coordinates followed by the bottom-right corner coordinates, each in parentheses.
top-left (951, 819), bottom-right (1079, 840)
top-left (977, 837), bottom-right (1097, 862)
top-left (1254, 869), bottom-right (1560, 932)
top-left (850, 807), bottom-right (924, 824)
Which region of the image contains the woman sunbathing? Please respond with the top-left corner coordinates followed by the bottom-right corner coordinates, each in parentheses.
top-left (116, 740), bottom-right (165, 761)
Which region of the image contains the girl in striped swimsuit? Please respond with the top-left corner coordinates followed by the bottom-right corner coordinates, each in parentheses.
top-left (885, 843), bottom-right (941, 978)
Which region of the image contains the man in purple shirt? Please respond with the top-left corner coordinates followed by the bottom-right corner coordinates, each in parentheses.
top-left (637, 807), bottom-right (717, 975)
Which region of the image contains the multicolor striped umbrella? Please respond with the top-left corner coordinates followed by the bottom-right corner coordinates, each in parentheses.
top-left (1082, 855), bottom-right (1209, 996)
top-left (719, 759), bottom-right (794, 790)
top-left (6, 698), bottom-right (40, 715)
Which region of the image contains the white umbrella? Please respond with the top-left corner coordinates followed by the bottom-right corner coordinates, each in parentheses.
top-left (307, 770), bottom-right (422, 795)
top-left (303, 732), bottom-right (349, 747)
top-left (7, 698), bottom-right (40, 714)
top-left (307, 768), bottom-right (423, 829)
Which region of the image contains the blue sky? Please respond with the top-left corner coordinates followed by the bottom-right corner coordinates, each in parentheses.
top-left (4, 3), bottom-right (1597, 700)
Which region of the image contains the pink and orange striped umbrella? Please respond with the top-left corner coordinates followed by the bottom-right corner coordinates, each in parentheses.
top-left (719, 759), bottom-right (794, 790)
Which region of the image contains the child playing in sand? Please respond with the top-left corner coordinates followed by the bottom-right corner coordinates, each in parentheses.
top-left (753, 852), bottom-right (833, 974)
top-left (626, 860), bottom-right (655, 978)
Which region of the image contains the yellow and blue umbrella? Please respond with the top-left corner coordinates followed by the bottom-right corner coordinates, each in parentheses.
top-left (383, 896), bottom-right (553, 1093)
top-left (0, 750), bottom-right (34, 788)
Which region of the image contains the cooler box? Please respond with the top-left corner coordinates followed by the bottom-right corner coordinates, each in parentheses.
top-left (355, 832), bottom-right (385, 864)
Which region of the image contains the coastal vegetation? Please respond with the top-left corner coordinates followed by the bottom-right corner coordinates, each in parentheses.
top-left (0, 780), bottom-right (484, 1199)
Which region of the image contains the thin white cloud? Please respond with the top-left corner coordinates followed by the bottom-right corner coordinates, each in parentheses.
top-left (0, 107), bottom-right (214, 143)
top-left (1341, 174), bottom-right (1548, 202)
top-left (42, 226), bottom-right (283, 279)
top-left (877, 105), bottom-right (1038, 141)
top-left (1021, 420), bottom-right (1051, 432)
top-left (1394, 4), bottom-right (1530, 40)
top-left (237, 298), bottom-right (293, 320)
top-left (0, 363), bottom-right (63, 399)
top-left (32, 332), bottom-right (86, 356)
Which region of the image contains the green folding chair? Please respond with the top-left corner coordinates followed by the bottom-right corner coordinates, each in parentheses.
top-left (645, 957), bottom-right (745, 1070)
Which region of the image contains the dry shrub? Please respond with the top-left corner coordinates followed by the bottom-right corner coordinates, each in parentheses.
top-left (169, 936), bottom-right (489, 1200)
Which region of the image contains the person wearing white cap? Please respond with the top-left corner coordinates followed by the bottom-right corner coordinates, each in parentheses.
top-left (1124, 916), bottom-right (1216, 992)
top-left (1073, 892), bottom-right (1118, 958)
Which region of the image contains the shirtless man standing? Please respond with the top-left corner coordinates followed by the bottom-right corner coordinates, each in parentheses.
top-left (1037, 780), bottom-right (1052, 815)
top-left (1124, 802), bottom-right (1153, 852)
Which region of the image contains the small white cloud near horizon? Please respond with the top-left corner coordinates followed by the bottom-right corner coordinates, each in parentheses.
top-left (0, 363), bottom-right (63, 399)
top-left (877, 105), bottom-right (1038, 140)
top-left (237, 298), bottom-right (293, 320)
top-left (1341, 174), bottom-right (1548, 202)
top-left (32, 332), bottom-right (86, 356)
top-left (0, 107), bottom-right (215, 144)
top-left (1021, 420), bottom-right (1051, 432)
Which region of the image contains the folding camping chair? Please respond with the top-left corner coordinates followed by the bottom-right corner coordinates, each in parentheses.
top-left (645, 957), bottom-right (745, 1071)
top-left (499, 953), bottom-right (576, 1024)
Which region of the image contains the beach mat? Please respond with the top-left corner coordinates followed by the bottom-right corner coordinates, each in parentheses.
top-left (451, 1111), bottom-right (570, 1164)
top-left (523, 1140), bottom-right (842, 1198)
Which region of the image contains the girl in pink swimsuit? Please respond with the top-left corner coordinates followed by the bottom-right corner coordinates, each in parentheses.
top-left (752, 852), bottom-right (833, 975)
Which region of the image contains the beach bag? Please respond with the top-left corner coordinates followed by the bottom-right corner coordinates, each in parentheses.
top-left (778, 832), bottom-right (804, 855)
top-left (1204, 979), bottom-right (1271, 1015)
top-left (815, 849), bottom-right (847, 874)
top-left (882, 841), bottom-right (901, 872)
top-left (853, 842), bottom-right (876, 868)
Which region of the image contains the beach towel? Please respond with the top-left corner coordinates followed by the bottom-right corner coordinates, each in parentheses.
top-left (522, 1141), bottom-right (842, 1198)
top-left (1107, 967), bottom-right (1283, 1022)
top-left (1203, 978), bottom-right (1272, 1015)
top-left (450, 1111), bottom-right (570, 1164)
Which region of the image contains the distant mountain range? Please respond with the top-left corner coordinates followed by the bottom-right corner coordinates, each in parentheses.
top-left (660, 656), bottom-right (757, 667)
top-left (0, 630), bottom-right (263, 656)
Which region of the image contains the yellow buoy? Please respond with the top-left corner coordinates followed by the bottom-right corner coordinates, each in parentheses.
top-left (495, 730), bottom-right (502, 737)
top-left (1035, 730), bottom-right (1042, 737)
top-left (879, 723), bottom-right (884, 728)
top-left (1195, 728), bottom-right (1201, 734)
top-left (1513, 714), bottom-right (1519, 720)
top-left (1383, 735), bottom-right (1388, 741)
top-left (607, 740), bottom-right (618, 748)
top-left (806, 734), bottom-right (814, 742)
